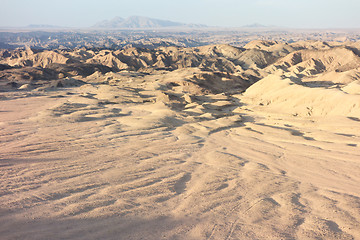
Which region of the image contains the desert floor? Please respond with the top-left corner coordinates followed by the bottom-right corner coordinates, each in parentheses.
top-left (1, 77), bottom-right (360, 239)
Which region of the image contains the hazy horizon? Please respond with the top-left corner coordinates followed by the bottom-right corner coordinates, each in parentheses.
top-left (1, 0), bottom-right (360, 29)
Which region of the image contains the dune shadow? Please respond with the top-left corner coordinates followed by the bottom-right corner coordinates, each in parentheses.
top-left (256, 123), bottom-right (314, 141)
top-left (348, 116), bottom-right (360, 122)
top-left (0, 214), bottom-right (196, 240)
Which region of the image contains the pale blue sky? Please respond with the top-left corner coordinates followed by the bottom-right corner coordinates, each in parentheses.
top-left (1, 0), bottom-right (359, 28)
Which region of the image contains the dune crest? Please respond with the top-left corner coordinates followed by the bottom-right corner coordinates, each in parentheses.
top-left (242, 74), bottom-right (360, 117)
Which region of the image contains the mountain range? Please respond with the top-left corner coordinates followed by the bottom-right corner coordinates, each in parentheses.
top-left (92, 16), bottom-right (207, 29)
top-left (14, 16), bottom-right (273, 30)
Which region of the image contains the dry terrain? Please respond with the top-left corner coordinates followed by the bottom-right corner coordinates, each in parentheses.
top-left (1, 40), bottom-right (360, 239)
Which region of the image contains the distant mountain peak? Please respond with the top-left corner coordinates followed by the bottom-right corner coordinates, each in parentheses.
top-left (93, 16), bottom-right (207, 29)
top-left (242, 23), bottom-right (268, 28)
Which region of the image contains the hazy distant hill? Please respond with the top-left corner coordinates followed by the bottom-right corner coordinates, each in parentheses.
top-left (93, 16), bottom-right (207, 29)
top-left (93, 17), bottom-right (125, 28)
top-left (26, 24), bottom-right (64, 29)
top-left (242, 23), bottom-right (269, 28)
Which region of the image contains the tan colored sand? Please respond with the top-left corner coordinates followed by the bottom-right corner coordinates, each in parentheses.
top-left (1, 40), bottom-right (360, 239)
top-left (1, 78), bottom-right (360, 240)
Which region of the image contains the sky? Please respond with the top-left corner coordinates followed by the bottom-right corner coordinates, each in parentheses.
top-left (1, 0), bottom-right (360, 29)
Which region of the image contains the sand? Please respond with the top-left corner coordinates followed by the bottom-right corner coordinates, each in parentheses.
top-left (1, 41), bottom-right (360, 239)
top-left (0, 87), bottom-right (359, 239)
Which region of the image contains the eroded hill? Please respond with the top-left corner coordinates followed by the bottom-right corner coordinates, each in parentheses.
top-left (1, 40), bottom-right (360, 117)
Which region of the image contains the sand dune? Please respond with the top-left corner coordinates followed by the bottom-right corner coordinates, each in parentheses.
top-left (242, 74), bottom-right (360, 117)
top-left (1, 40), bottom-right (360, 239)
